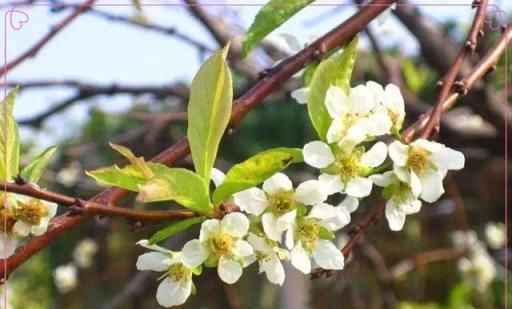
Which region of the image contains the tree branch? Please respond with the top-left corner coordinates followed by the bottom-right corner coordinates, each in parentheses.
top-left (1, 0), bottom-right (397, 278)
top-left (421, 0), bottom-right (489, 138)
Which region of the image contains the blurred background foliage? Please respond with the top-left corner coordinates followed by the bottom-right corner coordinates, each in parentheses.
top-left (2, 0), bottom-right (511, 308)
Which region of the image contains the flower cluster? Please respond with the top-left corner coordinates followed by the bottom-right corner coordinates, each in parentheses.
top-left (0, 193), bottom-right (58, 258)
top-left (452, 230), bottom-right (497, 292)
top-left (137, 81), bottom-right (466, 307)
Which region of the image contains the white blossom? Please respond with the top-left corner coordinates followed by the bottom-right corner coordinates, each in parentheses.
top-left (366, 81), bottom-right (405, 132)
top-left (54, 263), bottom-right (78, 293)
top-left (304, 141), bottom-right (388, 198)
top-left (247, 233), bottom-right (288, 285)
top-left (324, 85), bottom-right (392, 150)
top-left (73, 238), bottom-right (98, 268)
top-left (56, 161), bottom-right (81, 187)
top-left (370, 171), bottom-right (421, 231)
top-left (9, 195), bottom-right (58, 237)
top-left (233, 173), bottom-right (328, 242)
top-left (0, 233), bottom-right (18, 259)
top-left (457, 252), bottom-right (496, 292)
top-left (136, 240), bottom-right (198, 307)
top-left (485, 222), bottom-right (506, 249)
top-left (285, 204), bottom-right (348, 274)
top-left (389, 139), bottom-right (464, 203)
top-left (181, 213), bottom-right (253, 284)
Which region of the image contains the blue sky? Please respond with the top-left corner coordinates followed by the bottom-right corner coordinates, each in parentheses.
top-left (2, 0), bottom-right (510, 148)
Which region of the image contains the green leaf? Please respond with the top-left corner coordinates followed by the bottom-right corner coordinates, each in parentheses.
top-left (149, 216), bottom-right (205, 244)
top-left (0, 88), bottom-right (20, 182)
top-left (187, 43), bottom-right (233, 185)
top-left (86, 162), bottom-right (168, 192)
top-left (20, 146), bottom-right (57, 183)
top-left (242, 0), bottom-right (314, 57)
top-left (319, 227), bottom-right (335, 240)
top-left (137, 167), bottom-right (212, 215)
top-left (212, 147), bottom-right (303, 203)
top-left (307, 36), bottom-right (358, 141)
top-left (109, 143), bottom-right (154, 178)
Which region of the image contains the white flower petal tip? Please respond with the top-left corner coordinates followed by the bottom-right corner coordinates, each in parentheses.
top-left (313, 240), bottom-right (345, 270)
top-left (291, 87), bottom-right (309, 104)
top-left (222, 213), bottom-right (250, 238)
top-left (293, 180), bottom-right (327, 205)
top-left (218, 258), bottom-right (243, 284)
top-left (303, 141), bottom-right (335, 168)
top-left (263, 173), bottom-right (293, 195)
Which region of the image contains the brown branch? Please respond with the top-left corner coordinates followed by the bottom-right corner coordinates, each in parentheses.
top-left (389, 248), bottom-right (467, 279)
top-left (1, 0), bottom-right (397, 279)
top-left (0, 181), bottom-right (195, 222)
top-left (1, 0), bottom-right (95, 77)
top-left (421, 0), bottom-right (489, 138)
top-left (444, 173), bottom-right (470, 231)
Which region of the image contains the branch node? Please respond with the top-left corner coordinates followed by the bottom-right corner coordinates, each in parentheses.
top-left (464, 40), bottom-right (477, 53)
top-left (14, 175), bottom-right (26, 185)
top-left (478, 29), bottom-right (485, 38)
top-left (68, 205), bottom-right (85, 216)
top-left (436, 80), bottom-right (444, 89)
top-left (471, 0), bottom-right (481, 9)
top-left (453, 80), bottom-right (468, 95)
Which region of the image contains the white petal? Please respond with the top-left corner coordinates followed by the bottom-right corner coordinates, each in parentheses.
top-left (293, 180), bottom-right (327, 205)
top-left (218, 257), bottom-right (243, 284)
top-left (404, 199), bottom-right (422, 215)
top-left (382, 84), bottom-right (404, 115)
top-left (366, 80), bottom-right (385, 103)
top-left (308, 203), bottom-right (337, 220)
top-left (303, 141), bottom-right (335, 168)
top-left (350, 85), bottom-right (375, 114)
top-left (369, 171), bottom-right (395, 187)
top-left (338, 196), bottom-right (359, 213)
top-left (413, 139), bottom-right (443, 153)
top-left (409, 170), bottom-right (422, 197)
top-left (0, 234), bottom-right (17, 258)
top-left (136, 239), bottom-right (170, 253)
top-left (326, 118), bottom-right (345, 144)
top-left (430, 147), bottom-right (465, 170)
top-left (262, 213), bottom-right (283, 242)
top-left (199, 219), bottom-right (221, 242)
top-left (31, 218), bottom-right (51, 236)
top-left (291, 243), bottom-right (311, 274)
top-left (313, 240), bottom-right (344, 270)
top-left (222, 213), bottom-right (249, 238)
top-left (156, 277), bottom-right (192, 307)
top-left (285, 229), bottom-right (294, 249)
top-left (263, 173), bottom-right (293, 195)
top-left (310, 204), bottom-right (350, 230)
top-left (360, 142), bottom-right (388, 167)
top-left (385, 200), bottom-right (406, 231)
top-left (181, 239), bottom-right (208, 268)
top-left (419, 170), bottom-right (445, 203)
top-left (318, 174), bottom-right (342, 195)
top-left (262, 254), bottom-right (285, 285)
top-left (136, 252), bottom-right (169, 272)
top-left (388, 141), bottom-right (409, 166)
top-left (340, 125), bottom-right (367, 149)
top-left (393, 165), bottom-right (410, 183)
top-left (345, 176), bottom-right (373, 198)
top-left (276, 210), bottom-right (297, 230)
top-left (43, 201), bottom-right (58, 218)
top-left (291, 87), bottom-right (309, 104)
top-left (211, 168), bottom-right (226, 187)
top-left (233, 240), bottom-right (254, 257)
top-left (358, 113), bottom-right (392, 136)
top-left (12, 221), bottom-right (31, 237)
top-left (325, 86), bottom-right (349, 117)
top-left (247, 234), bottom-right (270, 253)
top-left (233, 188), bottom-right (268, 216)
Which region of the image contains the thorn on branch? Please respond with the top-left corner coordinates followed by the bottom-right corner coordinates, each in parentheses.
top-left (312, 49), bottom-right (323, 60)
top-left (347, 224), bottom-right (361, 237)
top-left (454, 80), bottom-right (468, 95)
top-left (68, 205), bottom-right (85, 216)
top-left (14, 175), bottom-right (26, 185)
top-left (471, 0), bottom-right (482, 9)
top-left (257, 68), bottom-right (274, 80)
top-left (436, 80), bottom-right (444, 89)
top-left (464, 40), bottom-right (477, 53)
top-left (478, 29), bottom-right (485, 38)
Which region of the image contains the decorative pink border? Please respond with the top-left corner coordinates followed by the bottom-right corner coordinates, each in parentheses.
top-left (1, 2), bottom-right (509, 308)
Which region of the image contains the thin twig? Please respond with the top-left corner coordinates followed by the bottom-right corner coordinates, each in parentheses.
top-left (421, 0), bottom-right (489, 138)
top-left (0, 0), bottom-right (397, 279)
top-left (1, 0), bottom-right (96, 77)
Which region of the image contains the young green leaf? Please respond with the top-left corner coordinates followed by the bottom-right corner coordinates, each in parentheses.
top-left (187, 43), bottom-right (233, 185)
top-left (212, 147), bottom-right (303, 204)
top-left (149, 216), bottom-right (206, 245)
top-left (137, 167), bottom-right (212, 215)
top-left (242, 0), bottom-right (314, 57)
top-left (86, 162), bottom-right (168, 192)
top-left (109, 143), bottom-right (154, 178)
top-left (307, 36), bottom-right (358, 141)
top-left (20, 146), bottom-right (57, 183)
top-left (0, 88), bottom-right (20, 182)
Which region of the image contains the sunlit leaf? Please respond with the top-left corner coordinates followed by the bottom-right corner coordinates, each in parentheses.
top-left (212, 147), bottom-right (303, 203)
top-left (242, 0), bottom-right (314, 57)
top-left (109, 143), bottom-right (154, 178)
top-left (149, 216), bottom-right (206, 244)
top-left (188, 43), bottom-right (233, 185)
top-left (137, 167), bottom-right (212, 215)
top-left (307, 36), bottom-right (358, 141)
top-left (21, 146), bottom-right (57, 183)
top-left (0, 88), bottom-right (20, 182)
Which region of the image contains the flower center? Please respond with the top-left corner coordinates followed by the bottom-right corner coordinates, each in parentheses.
top-left (407, 147), bottom-right (429, 174)
top-left (338, 113), bottom-right (359, 137)
top-left (168, 263), bottom-right (191, 282)
top-left (207, 233), bottom-right (234, 257)
top-left (296, 218), bottom-right (321, 252)
top-left (15, 200), bottom-right (48, 225)
top-left (335, 149), bottom-right (363, 182)
top-left (268, 191), bottom-right (296, 215)
top-left (389, 110), bottom-right (400, 127)
top-left (391, 181), bottom-right (412, 204)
